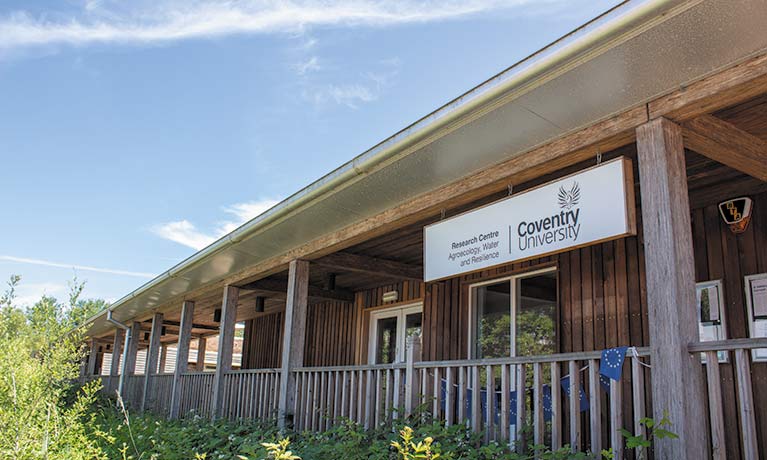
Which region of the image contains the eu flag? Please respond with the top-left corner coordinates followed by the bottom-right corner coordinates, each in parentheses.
top-left (560, 376), bottom-right (589, 412)
top-left (599, 373), bottom-right (612, 391)
top-left (600, 346), bottom-right (629, 381)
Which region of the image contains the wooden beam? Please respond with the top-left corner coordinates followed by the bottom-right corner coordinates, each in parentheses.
top-left (195, 337), bottom-right (207, 371)
top-left (312, 252), bottom-right (422, 281)
top-left (650, 52), bottom-right (767, 121)
top-left (141, 312), bottom-right (163, 412)
top-left (158, 345), bottom-right (168, 373)
top-left (636, 118), bottom-right (709, 459)
top-left (86, 339), bottom-right (99, 376)
top-left (159, 320), bottom-right (219, 332)
top-left (124, 322), bottom-right (142, 375)
top-left (108, 328), bottom-right (125, 391)
top-left (682, 114), bottom-right (767, 182)
top-left (278, 260), bottom-right (310, 430)
top-left (240, 279), bottom-right (353, 303)
top-left (211, 286), bottom-right (239, 418)
top-left (170, 300), bottom-right (194, 419)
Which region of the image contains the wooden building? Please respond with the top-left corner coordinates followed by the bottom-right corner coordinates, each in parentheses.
top-left (80, 1), bottom-right (767, 458)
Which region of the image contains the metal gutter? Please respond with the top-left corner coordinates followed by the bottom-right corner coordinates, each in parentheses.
top-left (81, 0), bottom-right (689, 331)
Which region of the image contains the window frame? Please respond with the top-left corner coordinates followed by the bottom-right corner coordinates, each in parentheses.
top-left (368, 301), bottom-right (423, 364)
top-left (467, 266), bottom-right (558, 360)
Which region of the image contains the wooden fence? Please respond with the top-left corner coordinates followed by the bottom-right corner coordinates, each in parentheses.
top-left (123, 375), bottom-right (144, 409)
top-left (178, 372), bottom-right (215, 417)
top-left (292, 347), bottom-right (651, 457)
top-left (145, 374), bottom-right (174, 416)
top-left (90, 337), bottom-right (767, 458)
top-left (219, 369), bottom-right (281, 420)
top-left (691, 337), bottom-right (767, 460)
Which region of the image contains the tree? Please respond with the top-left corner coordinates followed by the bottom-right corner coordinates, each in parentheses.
top-left (0, 274), bottom-right (109, 459)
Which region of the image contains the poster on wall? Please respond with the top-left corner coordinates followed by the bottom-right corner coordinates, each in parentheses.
top-left (423, 157), bottom-right (636, 282)
top-left (696, 280), bottom-right (727, 362)
top-left (745, 273), bottom-right (767, 361)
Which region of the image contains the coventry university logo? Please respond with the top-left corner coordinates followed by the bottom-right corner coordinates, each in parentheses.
top-left (557, 182), bottom-right (580, 210)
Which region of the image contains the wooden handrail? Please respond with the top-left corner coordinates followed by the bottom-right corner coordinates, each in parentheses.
top-left (223, 368), bottom-right (281, 375)
top-left (688, 337), bottom-right (767, 353)
top-left (292, 347), bottom-right (651, 372)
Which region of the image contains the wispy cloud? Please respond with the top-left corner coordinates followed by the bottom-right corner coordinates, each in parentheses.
top-left (303, 57), bottom-right (400, 108)
top-left (151, 198), bottom-right (280, 250)
top-left (293, 56), bottom-right (321, 75)
top-left (12, 282), bottom-right (68, 307)
top-left (0, 1), bottom-right (538, 50)
top-left (306, 83), bottom-right (378, 108)
top-left (0, 255), bottom-right (155, 278)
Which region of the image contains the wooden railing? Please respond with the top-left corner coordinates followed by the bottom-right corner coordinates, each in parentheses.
top-left (219, 369), bottom-right (281, 421)
top-left (178, 372), bottom-right (215, 417)
top-left (689, 337), bottom-right (767, 460)
top-left (292, 348), bottom-right (651, 456)
top-left (123, 375), bottom-right (145, 409)
top-left (145, 374), bottom-right (174, 416)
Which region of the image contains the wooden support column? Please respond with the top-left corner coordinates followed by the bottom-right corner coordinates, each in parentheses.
top-left (124, 322), bottom-right (142, 375)
top-left (109, 328), bottom-right (125, 392)
top-left (158, 345), bottom-right (168, 374)
top-left (278, 259), bottom-right (310, 430)
top-left (86, 339), bottom-right (99, 376)
top-left (170, 300), bottom-right (195, 419)
top-left (196, 337), bottom-right (207, 371)
top-left (211, 286), bottom-right (240, 418)
top-left (636, 117), bottom-right (709, 459)
top-left (141, 312), bottom-right (164, 412)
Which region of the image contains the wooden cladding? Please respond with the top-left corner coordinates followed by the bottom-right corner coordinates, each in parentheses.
top-left (241, 312), bottom-right (283, 369)
top-left (304, 301), bottom-right (359, 367)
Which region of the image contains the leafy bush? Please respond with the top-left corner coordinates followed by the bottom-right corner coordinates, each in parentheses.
top-left (0, 275), bottom-right (110, 459)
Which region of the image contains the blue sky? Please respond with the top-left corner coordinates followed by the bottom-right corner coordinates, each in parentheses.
top-left (0, 0), bottom-right (618, 307)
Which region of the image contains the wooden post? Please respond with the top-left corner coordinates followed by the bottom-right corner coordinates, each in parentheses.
top-left (196, 337), bottom-right (207, 371)
top-left (109, 328), bottom-right (125, 393)
top-left (170, 300), bottom-right (195, 419)
top-left (211, 286), bottom-right (240, 418)
top-left (278, 259), bottom-right (310, 430)
top-left (141, 312), bottom-right (163, 412)
top-left (404, 335), bottom-right (421, 416)
top-left (124, 322), bottom-right (142, 375)
top-left (158, 345), bottom-right (168, 374)
top-left (86, 339), bottom-right (99, 376)
top-left (79, 348), bottom-right (88, 381)
top-left (636, 117), bottom-right (709, 459)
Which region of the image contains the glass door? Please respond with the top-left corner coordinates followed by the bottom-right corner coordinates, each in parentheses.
top-left (369, 303), bottom-right (423, 364)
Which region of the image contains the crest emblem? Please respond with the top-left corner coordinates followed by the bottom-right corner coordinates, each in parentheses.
top-left (718, 197), bottom-right (752, 234)
top-left (558, 182), bottom-right (580, 210)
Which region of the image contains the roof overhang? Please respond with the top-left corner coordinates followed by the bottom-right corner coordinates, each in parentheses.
top-left (84, 0), bottom-right (767, 338)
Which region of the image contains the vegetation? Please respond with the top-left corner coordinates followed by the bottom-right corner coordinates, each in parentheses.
top-left (0, 275), bottom-right (109, 459)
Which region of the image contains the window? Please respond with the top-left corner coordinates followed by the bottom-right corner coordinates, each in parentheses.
top-left (696, 280), bottom-right (727, 362)
top-left (369, 303), bottom-right (423, 364)
top-left (470, 268), bottom-right (557, 359)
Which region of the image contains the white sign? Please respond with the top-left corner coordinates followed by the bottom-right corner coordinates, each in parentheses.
top-left (424, 158), bottom-right (636, 281)
top-left (745, 273), bottom-right (767, 361)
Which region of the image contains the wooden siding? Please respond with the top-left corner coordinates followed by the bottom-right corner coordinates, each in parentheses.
top-left (242, 312), bottom-right (283, 369)
top-left (303, 300), bottom-right (359, 367)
